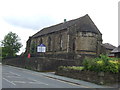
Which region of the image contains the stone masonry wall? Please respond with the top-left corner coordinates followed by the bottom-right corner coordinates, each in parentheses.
top-left (56, 68), bottom-right (120, 85)
top-left (30, 29), bottom-right (68, 54)
top-left (2, 57), bottom-right (81, 71)
top-left (25, 26), bottom-right (102, 61)
top-left (75, 32), bottom-right (98, 55)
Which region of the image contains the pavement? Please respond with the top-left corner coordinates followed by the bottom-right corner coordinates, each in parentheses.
top-left (40, 72), bottom-right (115, 88)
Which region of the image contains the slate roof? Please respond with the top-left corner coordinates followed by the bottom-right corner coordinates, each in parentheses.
top-left (111, 45), bottom-right (120, 53)
top-left (32, 14), bottom-right (102, 38)
top-left (102, 43), bottom-right (116, 50)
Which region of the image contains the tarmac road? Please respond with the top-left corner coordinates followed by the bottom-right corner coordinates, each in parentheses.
top-left (2, 64), bottom-right (119, 90)
top-left (2, 65), bottom-right (88, 88)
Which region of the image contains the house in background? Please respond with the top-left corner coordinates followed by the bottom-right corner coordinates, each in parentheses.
top-left (111, 45), bottom-right (120, 58)
top-left (101, 43), bottom-right (116, 56)
top-left (25, 14), bottom-right (103, 60)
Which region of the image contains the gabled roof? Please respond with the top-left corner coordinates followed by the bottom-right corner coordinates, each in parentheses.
top-left (32, 14), bottom-right (102, 38)
top-left (102, 43), bottom-right (116, 50)
top-left (111, 45), bottom-right (120, 53)
top-left (38, 44), bottom-right (46, 47)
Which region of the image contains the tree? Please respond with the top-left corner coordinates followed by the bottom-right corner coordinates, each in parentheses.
top-left (1, 32), bottom-right (22, 58)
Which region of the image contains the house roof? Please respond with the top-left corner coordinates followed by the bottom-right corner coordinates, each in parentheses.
top-left (111, 45), bottom-right (120, 53)
top-left (102, 43), bottom-right (116, 50)
top-left (32, 14), bottom-right (102, 38)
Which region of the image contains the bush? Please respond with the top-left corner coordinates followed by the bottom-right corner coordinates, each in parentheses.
top-left (83, 58), bottom-right (96, 71)
top-left (83, 54), bottom-right (120, 73)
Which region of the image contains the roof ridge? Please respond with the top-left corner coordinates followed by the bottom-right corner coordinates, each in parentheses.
top-left (32, 14), bottom-right (101, 38)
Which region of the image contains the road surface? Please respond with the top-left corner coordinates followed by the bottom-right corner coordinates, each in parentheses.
top-left (2, 65), bottom-right (88, 88)
top-left (2, 65), bottom-right (119, 90)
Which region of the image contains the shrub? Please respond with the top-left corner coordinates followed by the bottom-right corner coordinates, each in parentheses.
top-left (83, 58), bottom-right (97, 71)
top-left (83, 54), bottom-right (120, 73)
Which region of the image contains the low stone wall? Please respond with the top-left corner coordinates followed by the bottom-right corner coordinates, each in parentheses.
top-left (2, 57), bottom-right (81, 71)
top-left (55, 69), bottom-right (120, 85)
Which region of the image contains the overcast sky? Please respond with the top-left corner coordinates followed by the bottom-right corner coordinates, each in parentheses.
top-left (0, 0), bottom-right (119, 54)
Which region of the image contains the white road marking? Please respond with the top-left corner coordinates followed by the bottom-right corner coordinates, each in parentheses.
top-left (27, 78), bottom-right (38, 82)
top-left (3, 70), bottom-right (48, 86)
top-left (13, 81), bottom-right (26, 84)
top-left (27, 78), bottom-right (49, 85)
top-left (12, 80), bottom-right (48, 85)
top-left (28, 81), bottom-right (48, 85)
top-left (6, 76), bottom-right (21, 78)
top-left (3, 78), bottom-right (16, 85)
top-left (9, 71), bottom-right (21, 76)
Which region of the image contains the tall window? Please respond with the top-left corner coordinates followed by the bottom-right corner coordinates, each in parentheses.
top-left (48, 37), bottom-right (51, 51)
top-left (73, 38), bottom-right (76, 51)
top-left (30, 41), bottom-right (36, 54)
top-left (40, 38), bottom-right (43, 44)
top-left (59, 35), bottom-right (63, 51)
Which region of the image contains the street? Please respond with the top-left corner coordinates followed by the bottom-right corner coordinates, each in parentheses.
top-left (2, 65), bottom-right (88, 88)
top-left (1, 64), bottom-right (119, 90)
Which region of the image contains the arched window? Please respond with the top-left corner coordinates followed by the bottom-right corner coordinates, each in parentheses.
top-left (59, 35), bottom-right (63, 51)
top-left (48, 36), bottom-right (51, 51)
top-left (30, 41), bottom-right (36, 53)
top-left (40, 38), bottom-right (43, 44)
top-left (73, 38), bottom-right (76, 51)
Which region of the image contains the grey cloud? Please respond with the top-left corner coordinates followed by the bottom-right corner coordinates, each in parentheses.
top-left (3, 15), bottom-right (58, 30)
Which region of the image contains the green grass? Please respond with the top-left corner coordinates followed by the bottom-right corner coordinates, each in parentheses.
top-left (59, 66), bottom-right (84, 71)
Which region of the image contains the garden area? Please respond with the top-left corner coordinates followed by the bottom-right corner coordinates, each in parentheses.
top-left (56, 55), bottom-right (120, 85)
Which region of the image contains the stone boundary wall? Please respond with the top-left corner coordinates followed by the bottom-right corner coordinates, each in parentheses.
top-left (2, 57), bottom-right (81, 71)
top-left (55, 69), bottom-right (120, 85)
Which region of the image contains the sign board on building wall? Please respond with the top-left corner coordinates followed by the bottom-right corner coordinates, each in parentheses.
top-left (37, 44), bottom-right (46, 52)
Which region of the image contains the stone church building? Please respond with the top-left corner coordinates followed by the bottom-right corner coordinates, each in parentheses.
top-left (25, 14), bottom-right (102, 60)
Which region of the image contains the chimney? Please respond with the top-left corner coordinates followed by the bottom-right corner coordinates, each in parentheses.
top-left (64, 19), bottom-right (67, 23)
